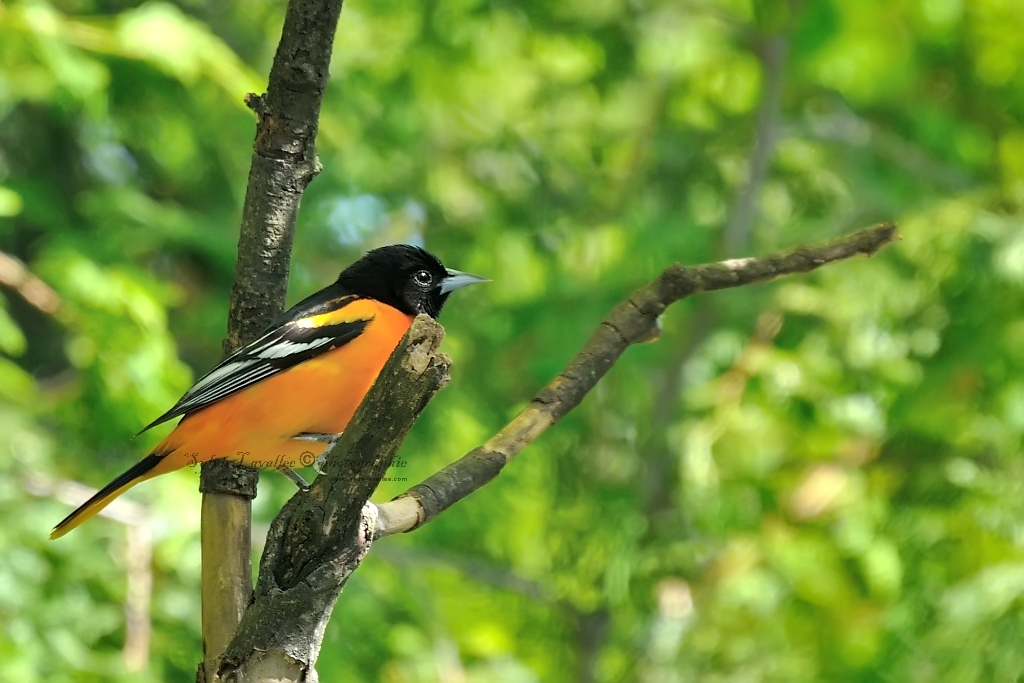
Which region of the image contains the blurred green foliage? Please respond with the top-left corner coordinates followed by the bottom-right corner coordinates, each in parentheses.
top-left (2, 0), bottom-right (1024, 680)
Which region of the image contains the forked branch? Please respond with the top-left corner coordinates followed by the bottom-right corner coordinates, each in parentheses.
top-left (217, 222), bottom-right (898, 681)
top-left (375, 222), bottom-right (899, 536)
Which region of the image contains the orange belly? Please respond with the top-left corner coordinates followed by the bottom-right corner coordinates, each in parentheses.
top-left (152, 300), bottom-right (413, 470)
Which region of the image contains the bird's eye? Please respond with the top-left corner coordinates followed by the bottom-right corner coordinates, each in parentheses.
top-left (413, 270), bottom-right (433, 287)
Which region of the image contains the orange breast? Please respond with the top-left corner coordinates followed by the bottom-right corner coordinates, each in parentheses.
top-left (154, 300), bottom-right (414, 468)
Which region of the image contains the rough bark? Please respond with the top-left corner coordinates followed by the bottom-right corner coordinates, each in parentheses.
top-left (198, 0), bottom-right (345, 679)
top-left (375, 222), bottom-right (900, 536)
top-left (214, 317), bottom-right (450, 682)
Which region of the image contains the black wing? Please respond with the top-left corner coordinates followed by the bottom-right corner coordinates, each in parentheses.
top-left (138, 292), bottom-right (372, 434)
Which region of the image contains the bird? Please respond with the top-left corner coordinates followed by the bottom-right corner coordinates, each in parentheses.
top-left (51, 244), bottom-right (487, 539)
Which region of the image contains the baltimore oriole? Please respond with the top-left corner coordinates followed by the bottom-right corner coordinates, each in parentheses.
top-left (51, 244), bottom-right (486, 539)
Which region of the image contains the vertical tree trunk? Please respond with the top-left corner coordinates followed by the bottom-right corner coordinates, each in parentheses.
top-left (197, 1), bottom-right (345, 680)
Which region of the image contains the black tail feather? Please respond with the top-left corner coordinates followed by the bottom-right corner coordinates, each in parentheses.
top-left (50, 452), bottom-right (166, 538)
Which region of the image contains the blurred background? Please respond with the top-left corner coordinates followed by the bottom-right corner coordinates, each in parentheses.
top-left (2, 0), bottom-right (1023, 680)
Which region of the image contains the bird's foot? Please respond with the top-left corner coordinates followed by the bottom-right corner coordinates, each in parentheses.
top-left (294, 432), bottom-right (342, 444)
top-left (277, 466), bottom-right (311, 491)
top-left (293, 432), bottom-right (343, 474)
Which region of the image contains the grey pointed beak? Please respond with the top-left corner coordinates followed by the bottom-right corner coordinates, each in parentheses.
top-left (440, 268), bottom-right (489, 294)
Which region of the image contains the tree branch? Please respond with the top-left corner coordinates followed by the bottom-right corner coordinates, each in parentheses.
top-left (207, 223), bottom-right (895, 680)
top-left (198, 0), bottom-right (344, 679)
top-left (375, 222), bottom-right (899, 536)
top-left (214, 316), bottom-right (450, 682)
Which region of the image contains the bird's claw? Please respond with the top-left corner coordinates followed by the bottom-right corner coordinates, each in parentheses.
top-left (277, 466), bottom-right (311, 491)
top-left (293, 432), bottom-right (342, 474)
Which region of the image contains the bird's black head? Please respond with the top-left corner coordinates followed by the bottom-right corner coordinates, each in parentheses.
top-left (336, 244), bottom-right (487, 318)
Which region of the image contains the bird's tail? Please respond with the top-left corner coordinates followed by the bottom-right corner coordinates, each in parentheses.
top-left (50, 452), bottom-right (167, 539)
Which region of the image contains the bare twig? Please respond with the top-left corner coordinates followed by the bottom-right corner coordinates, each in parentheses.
top-left (375, 222), bottom-right (899, 536)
